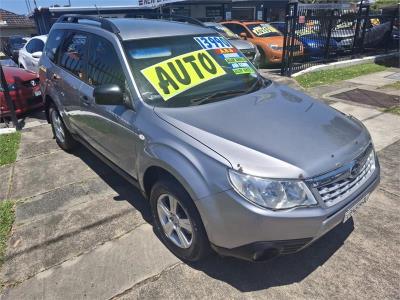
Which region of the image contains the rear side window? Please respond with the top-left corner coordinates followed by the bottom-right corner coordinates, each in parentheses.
top-left (86, 36), bottom-right (125, 88)
top-left (44, 30), bottom-right (65, 62)
top-left (26, 39), bottom-right (44, 54)
top-left (59, 32), bottom-right (88, 79)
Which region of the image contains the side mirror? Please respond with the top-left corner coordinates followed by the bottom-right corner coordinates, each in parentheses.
top-left (93, 84), bottom-right (124, 106)
top-left (31, 51), bottom-right (43, 59)
top-left (240, 32), bottom-right (248, 40)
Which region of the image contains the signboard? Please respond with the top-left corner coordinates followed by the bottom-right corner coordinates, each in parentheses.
top-left (138, 0), bottom-right (185, 7)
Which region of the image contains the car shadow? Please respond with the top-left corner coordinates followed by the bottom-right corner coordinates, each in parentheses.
top-left (71, 145), bottom-right (152, 224)
top-left (71, 142), bottom-right (354, 292)
top-left (188, 219), bottom-right (353, 292)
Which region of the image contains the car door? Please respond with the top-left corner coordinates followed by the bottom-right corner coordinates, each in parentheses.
top-left (19, 40), bottom-right (31, 69)
top-left (57, 31), bottom-right (88, 134)
top-left (77, 34), bottom-right (138, 175)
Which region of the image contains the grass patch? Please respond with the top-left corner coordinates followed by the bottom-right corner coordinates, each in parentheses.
top-left (295, 63), bottom-right (387, 88)
top-left (383, 106), bottom-right (400, 115)
top-left (0, 131), bottom-right (21, 166)
top-left (0, 200), bottom-right (15, 268)
top-left (379, 81), bottom-right (400, 90)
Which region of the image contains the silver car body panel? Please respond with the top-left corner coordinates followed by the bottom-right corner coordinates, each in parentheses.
top-left (39, 17), bottom-right (380, 252)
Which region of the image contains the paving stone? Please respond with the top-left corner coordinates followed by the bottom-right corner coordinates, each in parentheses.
top-left (377, 140), bottom-right (400, 196)
top-left (0, 164), bottom-right (12, 201)
top-left (330, 102), bottom-right (382, 121)
top-left (1, 192), bottom-right (145, 285)
top-left (17, 125), bottom-right (59, 160)
top-left (1, 224), bottom-right (179, 300)
top-left (347, 71), bottom-right (399, 87)
top-left (9, 147), bottom-right (112, 200)
top-left (118, 191), bottom-right (399, 300)
top-left (363, 112), bottom-right (400, 151)
top-left (14, 175), bottom-right (138, 225)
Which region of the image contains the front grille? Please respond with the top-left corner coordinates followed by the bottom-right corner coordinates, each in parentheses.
top-left (21, 78), bottom-right (40, 88)
top-left (276, 238), bottom-right (313, 255)
top-left (316, 150), bottom-right (376, 207)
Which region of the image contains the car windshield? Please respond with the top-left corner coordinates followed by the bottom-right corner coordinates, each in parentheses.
top-left (10, 36), bottom-right (26, 48)
top-left (124, 34), bottom-right (265, 108)
top-left (206, 24), bottom-right (239, 39)
top-left (247, 23), bottom-right (282, 37)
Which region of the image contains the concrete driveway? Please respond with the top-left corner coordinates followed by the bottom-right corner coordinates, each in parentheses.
top-left (0, 92), bottom-right (399, 299)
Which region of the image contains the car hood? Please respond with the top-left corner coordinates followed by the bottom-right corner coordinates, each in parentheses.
top-left (154, 83), bottom-right (371, 179)
top-left (229, 39), bottom-right (255, 51)
top-left (3, 66), bottom-right (38, 83)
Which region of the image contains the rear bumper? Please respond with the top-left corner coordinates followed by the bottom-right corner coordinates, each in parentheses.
top-left (198, 164), bottom-right (380, 262)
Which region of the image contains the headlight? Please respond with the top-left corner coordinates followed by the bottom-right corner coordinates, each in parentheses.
top-left (228, 169), bottom-right (317, 210)
top-left (268, 44), bottom-right (283, 51)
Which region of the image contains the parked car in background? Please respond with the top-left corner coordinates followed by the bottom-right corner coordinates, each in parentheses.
top-left (0, 66), bottom-right (43, 118)
top-left (203, 22), bottom-right (260, 67)
top-left (40, 15), bottom-right (379, 262)
top-left (269, 22), bottom-right (338, 58)
top-left (0, 51), bottom-right (18, 67)
top-left (19, 35), bottom-right (48, 73)
top-left (3, 35), bottom-right (27, 62)
top-left (221, 20), bottom-right (303, 65)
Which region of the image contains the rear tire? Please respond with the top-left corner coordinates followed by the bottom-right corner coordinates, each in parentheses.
top-left (49, 103), bottom-right (77, 152)
top-left (150, 177), bottom-right (211, 262)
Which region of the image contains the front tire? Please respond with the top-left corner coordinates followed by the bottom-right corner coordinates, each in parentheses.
top-left (49, 103), bottom-right (77, 152)
top-left (150, 178), bottom-right (211, 262)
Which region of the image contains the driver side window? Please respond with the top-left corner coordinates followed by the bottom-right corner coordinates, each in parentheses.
top-left (86, 36), bottom-right (125, 89)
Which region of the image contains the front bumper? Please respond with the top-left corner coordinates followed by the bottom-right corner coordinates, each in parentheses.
top-left (197, 162), bottom-right (380, 261)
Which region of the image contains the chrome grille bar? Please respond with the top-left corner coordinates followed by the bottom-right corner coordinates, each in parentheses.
top-left (316, 150), bottom-right (376, 207)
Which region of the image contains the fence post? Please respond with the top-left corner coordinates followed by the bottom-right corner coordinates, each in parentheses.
top-left (0, 64), bottom-right (19, 129)
top-left (358, 2), bottom-right (370, 54)
top-left (324, 9), bottom-right (335, 62)
top-left (287, 0), bottom-right (298, 77)
top-left (352, 0), bottom-right (364, 56)
top-left (281, 1), bottom-right (291, 76)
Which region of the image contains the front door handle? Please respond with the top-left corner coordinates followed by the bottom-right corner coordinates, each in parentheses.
top-left (81, 95), bottom-right (92, 107)
top-left (52, 74), bottom-right (61, 80)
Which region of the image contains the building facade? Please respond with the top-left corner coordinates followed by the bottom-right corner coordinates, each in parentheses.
top-left (0, 9), bottom-right (37, 38)
top-left (33, 0), bottom-right (289, 35)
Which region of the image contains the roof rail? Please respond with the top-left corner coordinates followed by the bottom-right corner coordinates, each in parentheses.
top-left (126, 13), bottom-right (206, 27)
top-left (56, 14), bottom-right (120, 34)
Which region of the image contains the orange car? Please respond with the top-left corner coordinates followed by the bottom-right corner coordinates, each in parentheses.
top-left (221, 21), bottom-right (304, 65)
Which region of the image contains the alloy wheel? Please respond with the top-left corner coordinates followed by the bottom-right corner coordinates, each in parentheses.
top-left (51, 110), bottom-right (65, 144)
top-left (157, 193), bottom-right (194, 249)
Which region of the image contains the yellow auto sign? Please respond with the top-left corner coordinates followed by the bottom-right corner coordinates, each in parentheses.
top-left (141, 49), bottom-right (226, 101)
top-left (252, 25), bottom-right (279, 36)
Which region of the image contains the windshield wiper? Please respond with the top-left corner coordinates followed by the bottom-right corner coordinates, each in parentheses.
top-left (190, 75), bottom-right (268, 106)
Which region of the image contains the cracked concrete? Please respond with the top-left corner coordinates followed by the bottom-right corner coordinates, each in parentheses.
top-left (0, 75), bottom-right (399, 299)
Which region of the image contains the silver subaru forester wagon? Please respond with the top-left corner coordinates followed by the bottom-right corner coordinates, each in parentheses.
top-left (39, 15), bottom-right (380, 262)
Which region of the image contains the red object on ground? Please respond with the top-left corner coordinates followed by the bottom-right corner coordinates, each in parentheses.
top-left (0, 66), bottom-right (43, 117)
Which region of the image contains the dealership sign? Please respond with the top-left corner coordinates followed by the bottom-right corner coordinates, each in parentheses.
top-left (138, 0), bottom-right (185, 7)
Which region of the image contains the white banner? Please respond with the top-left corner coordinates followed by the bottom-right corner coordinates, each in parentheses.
top-left (138, 0), bottom-right (186, 7)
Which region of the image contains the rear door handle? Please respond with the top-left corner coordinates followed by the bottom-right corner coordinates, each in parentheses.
top-left (52, 74), bottom-right (61, 80)
top-left (81, 95), bottom-right (92, 107)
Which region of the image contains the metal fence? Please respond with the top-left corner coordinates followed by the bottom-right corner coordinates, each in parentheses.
top-left (281, 1), bottom-right (399, 76)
